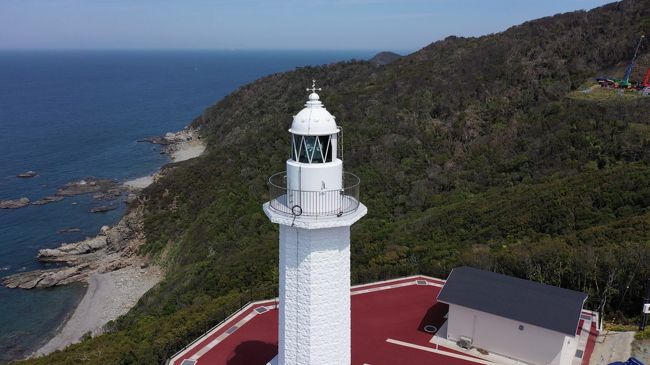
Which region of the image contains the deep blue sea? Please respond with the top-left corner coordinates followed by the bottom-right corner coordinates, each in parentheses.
top-left (0, 49), bottom-right (375, 362)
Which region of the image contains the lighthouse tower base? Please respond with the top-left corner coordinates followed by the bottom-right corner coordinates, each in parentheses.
top-left (278, 224), bottom-right (351, 365)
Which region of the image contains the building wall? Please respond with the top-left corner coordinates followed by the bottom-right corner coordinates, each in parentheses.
top-left (560, 333), bottom-right (578, 365)
top-left (279, 225), bottom-right (350, 365)
top-left (446, 304), bottom-right (576, 365)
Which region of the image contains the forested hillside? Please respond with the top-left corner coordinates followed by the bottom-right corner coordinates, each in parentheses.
top-left (23, 1), bottom-right (650, 364)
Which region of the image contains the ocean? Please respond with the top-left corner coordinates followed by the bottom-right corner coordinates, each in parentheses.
top-left (0, 49), bottom-right (375, 362)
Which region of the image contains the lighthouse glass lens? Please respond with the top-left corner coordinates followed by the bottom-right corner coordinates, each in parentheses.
top-left (294, 135), bottom-right (331, 163)
top-left (307, 136), bottom-right (324, 163)
top-left (300, 136), bottom-right (319, 163)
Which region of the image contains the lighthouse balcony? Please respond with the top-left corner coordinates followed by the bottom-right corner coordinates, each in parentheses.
top-left (267, 171), bottom-right (360, 218)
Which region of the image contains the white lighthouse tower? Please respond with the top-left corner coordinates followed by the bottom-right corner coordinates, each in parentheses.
top-left (263, 81), bottom-right (367, 365)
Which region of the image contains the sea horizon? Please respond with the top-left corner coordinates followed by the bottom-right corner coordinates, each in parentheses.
top-left (0, 48), bottom-right (400, 53)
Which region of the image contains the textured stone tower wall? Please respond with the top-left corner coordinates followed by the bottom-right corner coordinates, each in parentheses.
top-left (278, 225), bottom-right (351, 365)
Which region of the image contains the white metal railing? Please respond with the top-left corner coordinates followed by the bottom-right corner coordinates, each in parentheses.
top-left (267, 171), bottom-right (360, 218)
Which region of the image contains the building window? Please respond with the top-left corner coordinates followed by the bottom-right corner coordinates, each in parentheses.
top-left (292, 134), bottom-right (332, 163)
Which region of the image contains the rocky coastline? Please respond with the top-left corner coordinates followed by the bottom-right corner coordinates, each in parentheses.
top-left (2, 206), bottom-right (145, 290)
top-left (158, 128), bottom-right (205, 162)
top-left (124, 127), bottom-right (204, 190)
top-left (0, 126), bottom-right (205, 357)
top-left (2, 127), bottom-right (203, 289)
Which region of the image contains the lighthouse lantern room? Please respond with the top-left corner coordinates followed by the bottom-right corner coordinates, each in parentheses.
top-left (263, 81), bottom-right (367, 365)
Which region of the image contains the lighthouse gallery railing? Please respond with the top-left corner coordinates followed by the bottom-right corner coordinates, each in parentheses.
top-left (268, 171), bottom-right (360, 217)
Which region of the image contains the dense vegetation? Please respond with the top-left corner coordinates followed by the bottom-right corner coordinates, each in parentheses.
top-left (21, 1), bottom-right (650, 364)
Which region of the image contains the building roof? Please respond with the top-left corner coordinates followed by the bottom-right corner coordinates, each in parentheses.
top-left (437, 266), bottom-right (588, 336)
top-left (289, 92), bottom-right (339, 136)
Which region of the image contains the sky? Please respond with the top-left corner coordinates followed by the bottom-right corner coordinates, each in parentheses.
top-left (0, 0), bottom-right (615, 52)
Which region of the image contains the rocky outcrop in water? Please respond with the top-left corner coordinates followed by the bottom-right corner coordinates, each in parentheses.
top-left (38, 236), bottom-right (108, 263)
top-left (32, 196), bottom-right (64, 205)
top-left (3, 265), bottom-right (91, 289)
top-left (137, 136), bottom-right (171, 145)
top-left (4, 178), bottom-right (125, 210)
top-left (90, 205), bottom-right (117, 213)
top-left (92, 188), bottom-right (122, 201)
top-left (138, 128), bottom-right (200, 156)
top-left (16, 171), bottom-right (37, 178)
top-left (56, 177), bottom-right (118, 196)
top-left (0, 198), bottom-right (30, 209)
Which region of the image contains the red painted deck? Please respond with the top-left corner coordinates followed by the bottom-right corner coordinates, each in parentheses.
top-left (169, 276), bottom-right (599, 365)
top-left (581, 321), bottom-right (598, 365)
top-left (176, 301), bottom-right (278, 364)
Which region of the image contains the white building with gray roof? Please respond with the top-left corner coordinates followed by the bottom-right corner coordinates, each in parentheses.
top-left (436, 266), bottom-right (589, 365)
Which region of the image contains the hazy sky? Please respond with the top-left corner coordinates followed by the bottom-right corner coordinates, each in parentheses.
top-left (0, 0), bottom-right (614, 52)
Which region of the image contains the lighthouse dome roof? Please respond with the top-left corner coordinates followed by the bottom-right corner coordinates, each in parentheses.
top-left (289, 92), bottom-right (339, 136)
